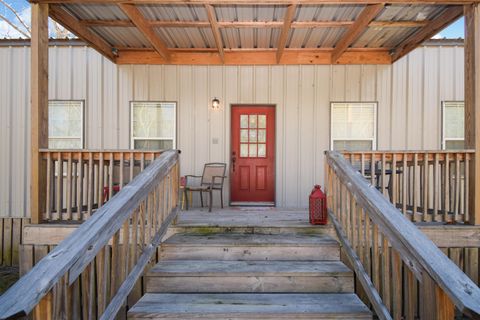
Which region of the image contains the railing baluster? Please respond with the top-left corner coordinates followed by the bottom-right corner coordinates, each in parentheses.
top-left (422, 152), bottom-right (429, 222)
top-left (382, 234), bottom-right (391, 312)
top-left (87, 152), bottom-right (93, 219)
top-left (67, 152), bottom-right (73, 220)
top-left (392, 250), bottom-right (402, 319)
top-left (46, 152), bottom-right (52, 221)
top-left (413, 153), bottom-right (418, 222)
top-left (381, 153), bottom-right (387, 197)
top-left (402, 154), bottom-right (408, 218)
top-left (98, 153), bottom-right (104, 208)
top-left (465, 152), bottom-right (470, 222)
top-left (433, 153), bottom-right (439, 222)
top-left (109, 153), bottom-right (114, 203)
top-left (77, 152), bottom-right (83, 221)
top-left (455, 153), bottom-right (461, 221)
top-left (444, 152), bottom-right (450, 222)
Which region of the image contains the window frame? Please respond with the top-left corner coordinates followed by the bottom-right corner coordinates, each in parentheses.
top-left (441, 101), bottom-right (465, 150)
top-left (48, 99), bottom-right (85, 149)
top-left (330, 102), bottom-right (378, 151)
top-left (130, 101), bottom-right (178, 150)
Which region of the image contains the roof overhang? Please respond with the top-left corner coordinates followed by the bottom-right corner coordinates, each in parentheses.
top-left (30, 0), bottom-right (469, 65)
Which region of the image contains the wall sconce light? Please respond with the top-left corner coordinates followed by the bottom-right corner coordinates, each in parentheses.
top-left (211, 97), bottom-right (220, 110)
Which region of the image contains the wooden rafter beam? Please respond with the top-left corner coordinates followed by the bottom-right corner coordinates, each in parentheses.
top-left (49, 5), bottom-right (116, 62)
top-left (82, 19), bottom-right (429, 28)
top-left (331, 3), bottom-right (384, 63)
top-left (391, 5), bottom-right (464, 61)
top-left (30, 0), bottom-right (480, 5)
top-left (116, 48), bottom-right (392, 65)
top-left (205, 4), bottom-right (224, 62)
top-left (118, 3), bottom-right (170, 61)
top-left (276, 4), bottom-right (296, 63)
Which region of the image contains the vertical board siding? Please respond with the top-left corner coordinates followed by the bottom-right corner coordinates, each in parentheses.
top-left (0, 45), bottom-right (465, 216)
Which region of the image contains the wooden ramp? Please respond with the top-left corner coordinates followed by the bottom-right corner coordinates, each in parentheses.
top-left (128, 209), bottom-right (372, 319)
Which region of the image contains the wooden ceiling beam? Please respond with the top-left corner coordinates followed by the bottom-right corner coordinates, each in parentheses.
top-left (205, 4), bottom-right (225, 62)
top-left (276, 4), bottom-right (296, 63)
top-left (116, 48), bottom-right (392, 65)
top-left (49, 4), bottom-right (116, 62)
top-left (118, 3), bottom-right (170, 61)
top-left (82, 18), bottom-right (430, 29)
top-left (331, 3), bottom-right (384, 63)
top-left (30, 0), bottom-right (480, 5)
top-left (391, 5), bottom-right (464, 61)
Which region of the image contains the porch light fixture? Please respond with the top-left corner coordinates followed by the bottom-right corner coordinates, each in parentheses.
top-left (211, 97), bottom-right (220, 109)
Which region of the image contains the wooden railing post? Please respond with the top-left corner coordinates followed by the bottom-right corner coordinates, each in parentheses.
top-left (465, 3), bottom-right (480, 225)
top-left (30, 3), bottom-right (49, 224)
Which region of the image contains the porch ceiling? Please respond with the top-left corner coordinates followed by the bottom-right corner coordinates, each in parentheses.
top-left (37, 0), bottom-right (466, 64)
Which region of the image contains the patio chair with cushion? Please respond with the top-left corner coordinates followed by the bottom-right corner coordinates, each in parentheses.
top-left (184, 163), bottom-right (227, 212)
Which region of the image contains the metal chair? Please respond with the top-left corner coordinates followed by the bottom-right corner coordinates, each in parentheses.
top-left (184, 163), bottom-right (227, 212)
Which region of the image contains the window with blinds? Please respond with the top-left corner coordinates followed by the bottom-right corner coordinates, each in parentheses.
top-left (131, 102), bottom-right (176, 150)
top-left (48, 100), bottom-right (84, 149)
top-left (331, 102), bottom-right (377, 151)
top-left (442, 101), bottom-right (464, 150)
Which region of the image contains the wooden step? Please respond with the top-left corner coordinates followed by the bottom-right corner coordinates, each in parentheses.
top-left (127, 293), bottom-right (372, 319)
top-left (146, 260), bottom-right (353, 293)
top-left (159, 233), bottom-right (339, 261)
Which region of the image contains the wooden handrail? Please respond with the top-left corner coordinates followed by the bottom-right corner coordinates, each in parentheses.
top-left (0, 150), bottom-right (180, 319)
top-left (325, 151), bottom-right (480, 319)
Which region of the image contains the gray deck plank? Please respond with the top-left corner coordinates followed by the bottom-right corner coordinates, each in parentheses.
top-left (128, 293), bottom-right (372, 319)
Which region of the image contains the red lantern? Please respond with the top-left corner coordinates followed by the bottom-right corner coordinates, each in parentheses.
top-left (309, 185), bottom-right (327, 225)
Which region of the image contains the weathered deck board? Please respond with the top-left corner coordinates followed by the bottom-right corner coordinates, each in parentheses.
top-left (146, 260), bottom-right (354, 293)
top-left (160, 233), bottom-right (339, 261)
top-left (128, 293), bottom-right (372, 319)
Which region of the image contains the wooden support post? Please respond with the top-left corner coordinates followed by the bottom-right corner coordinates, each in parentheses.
top-left (31, 3), bottom-right (49, 224)
top-left (465, 4), bottom-right (480, 225)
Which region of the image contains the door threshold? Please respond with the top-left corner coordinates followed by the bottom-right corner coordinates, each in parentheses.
top-left (230, 201), bottom-right (275, 207)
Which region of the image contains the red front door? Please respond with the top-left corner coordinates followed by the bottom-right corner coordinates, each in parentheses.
top-left (230, 105), bottom-right (275, 204)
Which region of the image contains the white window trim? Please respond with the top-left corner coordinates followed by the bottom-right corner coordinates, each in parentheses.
top-left (441, 101), bottom-right (464, 150)
top-left (330, 102), bottom-right (378, 151)
top-left (48, 100), bottom-right (85, 149)
top-left (130, 101), bottom-right (177, 150)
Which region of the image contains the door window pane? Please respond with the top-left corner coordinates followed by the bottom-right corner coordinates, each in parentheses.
top-left (249, 130), bottom-right (257, 142)
top-left (240, 115), bottom-right (249, 128)
top-left (240, 144), bottom-right (248, 157)
top-left (249, 144), bottom-right (257, 157)
top-left (249, 115), bottom-right (257, 128)
top-left (48, 100), bottom-right (84, 149)
top-left (258, 115), bottom-right (267, 128)
top-left (240, 129), bottom-right (249, 142)
top-left (258, 130), bottom-right (266, 143)
top-left (131, 102), bottom-right (176, 150)
top-left (258, 144), bottom-right (266, 157)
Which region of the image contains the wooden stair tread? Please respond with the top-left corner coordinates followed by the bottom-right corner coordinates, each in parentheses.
top-left (162, 233), bottom-right (338, 247)
top-left (128, 293), bottom-right (372, 319)
top-left (148, 260), bottom-right (352, 277)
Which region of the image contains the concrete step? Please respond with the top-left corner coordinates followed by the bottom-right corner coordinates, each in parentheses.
top-left (159, 233), bottom-right (340, 261)
top-left (146, 260), bottom-right (354, 293)
top-left (127, 293), bottom-right (372, 319)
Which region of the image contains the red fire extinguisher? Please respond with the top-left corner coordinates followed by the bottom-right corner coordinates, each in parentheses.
top-left (309, 185), bottom-right (327, 225)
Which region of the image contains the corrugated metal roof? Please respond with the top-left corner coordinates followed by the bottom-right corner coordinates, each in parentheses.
top-left (92, 27), bottom-right (152, 48)
top-left (55, 3), bottom-right (459, 52)
top-left (64, 3), bottom-right (127, 20)
top-left (138, 4), bottom-right (208, 21)
top-left (296, 5), bottom-right (365, 22)
top-left (214, 5), bottom-right (287, 22)
top-left (155, 27), bottom-right (216, 48)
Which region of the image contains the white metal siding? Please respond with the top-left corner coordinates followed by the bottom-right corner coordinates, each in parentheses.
top-left (0, 44), bottom-right (465, 217)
